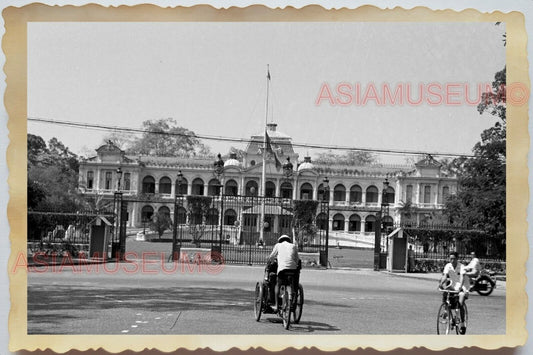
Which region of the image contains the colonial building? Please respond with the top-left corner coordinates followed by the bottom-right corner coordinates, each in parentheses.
top-left (78, 123), bottom-right (457, 240)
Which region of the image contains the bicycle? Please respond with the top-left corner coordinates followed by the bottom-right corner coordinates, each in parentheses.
top-left (437, 288), bottom-right (469, 335)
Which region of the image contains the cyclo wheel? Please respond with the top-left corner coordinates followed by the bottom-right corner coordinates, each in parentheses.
top-left (281, 286), bottom-right (291, 330)
top-left (292, 284), bottom-right (304, 324)
top-left (437, 303), bottom-right (451, 335)
top-left (254, 282), bottom-right (263, 322)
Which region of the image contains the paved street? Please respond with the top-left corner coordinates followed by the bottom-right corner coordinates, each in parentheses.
top-left (27, 262), bottom-right (505, 335)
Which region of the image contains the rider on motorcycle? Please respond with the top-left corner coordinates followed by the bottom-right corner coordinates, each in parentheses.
top-left (439, 251), bottom-right (469, 334)
top-left (268, 235), bottom-right (301, 312)
top-left (465, 251), bottom-right (481, 280)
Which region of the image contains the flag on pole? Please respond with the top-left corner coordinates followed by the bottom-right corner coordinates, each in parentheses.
top-left (265, 130), bottom-right (282, 170)
top-left (267, 68), bottom-right (271, 81)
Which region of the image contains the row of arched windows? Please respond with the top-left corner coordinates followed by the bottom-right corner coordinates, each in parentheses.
top-left (141, 205), bottom-right (238, 226)
top-left (331, 213), bottom-right (394, 232)
top-left (140, 206), bottom-right (391, 233)
top-left (140, 175), bottom-right (396, 202)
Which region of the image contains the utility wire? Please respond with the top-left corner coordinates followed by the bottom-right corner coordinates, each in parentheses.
top-left (27, 116), bottom-right (476, 158)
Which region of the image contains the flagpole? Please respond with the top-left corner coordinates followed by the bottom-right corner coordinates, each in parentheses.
top-left (259, 65), bottom-right (270, 244)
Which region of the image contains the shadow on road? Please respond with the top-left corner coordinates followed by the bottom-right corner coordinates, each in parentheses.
top-left (262, 317), bottom-right (340, 333)
top-left (29, 285), bottom-right (255, 314)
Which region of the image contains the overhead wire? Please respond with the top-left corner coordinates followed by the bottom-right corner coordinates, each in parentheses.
top-left (27, 116), bottom-right (476, 158)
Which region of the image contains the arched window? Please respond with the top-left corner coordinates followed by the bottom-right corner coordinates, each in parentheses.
top-left (265, 181), bottom-right (276, 198)
top-left (245, 180), bottom-right (259, 196)
top-left (141, 205), bottom-right (154, 222)
top-left (158, 206), bottom-right (170, 218)
top-left (280, 182), bottom-right (293, 199)
top-left (175, 206), bottom-right (187, 224)
top-left (383, 186), bottom-right (395, 204)
top-left (175, 177), bottom-right (188, 195)
top-left (442, 186), bottom-right (450, 202)
top-left (316, 212), bottom-right (328, 230)
top-left (124, 173), bottom-right (131, 191)
top-left (350, 185), bottom-right (362, 203)
top-left (365, 215), bottom-right (376, 232)
top-left (424, 185), bottom-right (431, 203)
top-left (334, 184), bottom-right (346, 202)
top-left (332, 214), bottom-right (345, 231)
top-left (224, 209), bottom-right (237, 225)
top-left (208, 179), bottom-right (221, 196)
top-left (206, 208), bottom-right (219, 225)
top-left (225, 179), bottom-right (238, 196)
top-left (406, 185), bottom-right (413, 203)
top-left (366, 186), bottom-right (378, 203)
top-left (159, 177), bottom-right (172, 194)
top-left (142, 176), bottom-right (155, 194)
top-left (86, 171), bottom-right (94, 189)
top-left (300, 183), bottom-right (313, 200)
top-left (192, 178), bottom-right (204, 196)
top-left (348, 214), bottom-right (361, 232)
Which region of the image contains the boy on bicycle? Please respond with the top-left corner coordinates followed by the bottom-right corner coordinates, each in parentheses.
top-left (439, 251), bottom-right (470, 334)
top-left (268, 235), bottom-right (301, 312)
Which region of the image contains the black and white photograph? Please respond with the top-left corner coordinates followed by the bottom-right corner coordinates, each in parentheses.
top-left (3, 3), bottom-right (529, 353)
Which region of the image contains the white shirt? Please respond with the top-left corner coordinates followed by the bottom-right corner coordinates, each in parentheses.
top-left (443, 262), bottom-right (470, 291)
top-left (269, 241), bottom-right (300, 273)
top-left (466, 257), bottom-right (481, 273)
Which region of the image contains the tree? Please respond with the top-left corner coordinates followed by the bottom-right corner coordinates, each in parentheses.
top-left (444, 67), bottom-right (506, 238)
top-left (128, 118), bottom-right (211, 157)
top-left (27, 134), bottom-right (83, 211)
top-left (314, 150), bottom-right (376, 166)
top-left (101, 131), bottom-right (135, 151)
top-left (150, 212), bottom-right (173, 239)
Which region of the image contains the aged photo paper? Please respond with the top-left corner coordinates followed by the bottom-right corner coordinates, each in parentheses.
top-left (4, 3), bottom-right (528, 353)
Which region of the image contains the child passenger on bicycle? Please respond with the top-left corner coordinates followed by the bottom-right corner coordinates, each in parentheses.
top-left (439, 251), bottom-right (470, 334)
top-left (268, 235), bottom-right (301, 312)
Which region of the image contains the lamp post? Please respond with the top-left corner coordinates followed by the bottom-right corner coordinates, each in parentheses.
top-left (248, 186), bottom-right (256, 265)
top-left (374, 178), bottom-right (390, 271)
top-left (114, 166), bottom-right (125, 260)
top-left (116, 167), bottom-right (123, 191)
top-left (321, 176), bottom-right (330, 267)
top-left (213, 154), bottom-right (225, 256)
top-left (172, 170), bottom-right (184, 262)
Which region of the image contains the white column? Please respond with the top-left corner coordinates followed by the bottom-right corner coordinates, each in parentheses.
top-left (416, 183), bottom-right (421, 204)
top-left (344, 217), bottom-right (349, 232)
top-left (171, 182), bottom-right (176, 197)
top-left (240, 176), bottom-right (245, 195)
top-left (187, 183), bottom-right (192, 195)
top-left (276, 178), bottom-right (281, 197)
top-left (204, 183), bottom-right (209, 196)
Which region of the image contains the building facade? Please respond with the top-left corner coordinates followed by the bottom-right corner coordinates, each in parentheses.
top-left (78, 123), bottom-right (457, 239)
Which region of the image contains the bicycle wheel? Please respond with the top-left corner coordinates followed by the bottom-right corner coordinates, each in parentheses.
top-left (461, 303), bottom-right (469, 335)
top-left (437, 303), bottom-right (451, 335)
top-left (281, 286), bottom-right (291, 330)
top-left (254, 282), bottom-right (263, 322)
top-left (292, 284), bottom-right (304, 324)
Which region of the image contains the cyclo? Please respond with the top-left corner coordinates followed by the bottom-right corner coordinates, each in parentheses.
top-left (254, 260), bottom-right (304, 330)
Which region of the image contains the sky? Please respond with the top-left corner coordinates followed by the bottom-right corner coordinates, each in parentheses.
top-left (27, 21), bottom-right (506, 163)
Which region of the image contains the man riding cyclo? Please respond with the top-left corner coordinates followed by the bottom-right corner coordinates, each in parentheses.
top-left (267, 235), bottom-right (301, 313)
top-left (439, 251), bottom-right (470, 335)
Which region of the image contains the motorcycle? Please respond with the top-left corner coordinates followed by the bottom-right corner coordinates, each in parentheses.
top-left (469, 269), bottom-right (497, 296)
